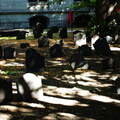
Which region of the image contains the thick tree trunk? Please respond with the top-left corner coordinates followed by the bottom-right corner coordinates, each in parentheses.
top-left (95, 0), bottom-right (117, 24)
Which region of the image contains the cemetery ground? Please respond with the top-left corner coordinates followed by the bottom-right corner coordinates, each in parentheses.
top-left (0, 31), bottom-right (120, 120)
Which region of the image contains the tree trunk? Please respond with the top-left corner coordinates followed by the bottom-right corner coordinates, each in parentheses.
top-left (95, 0), bottom-right (117, 24)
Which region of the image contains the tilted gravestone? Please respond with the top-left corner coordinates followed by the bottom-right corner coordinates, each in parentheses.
top-left (102, 57), bottom-right (115, 70)
top-left (74, 31), bottom-right (86, 46)
top-left (4, 47), bottom-right (16, 59)
top-left (78, 45), bottom-right (91, 56)
top-left (20, 43), bottom-right (30, 48)
top-left (59, 27), bottom-right (68, 38)
top-left (69, 53), bottom-right (90, 70)
top-left (16, 31), bottom-right (26, 40)
top-left (0, 79), bottom-right (12, 103)
top-left (25, 51), bottom-right (45, 73)
top-left (50, 44), bottom-right (64, 58)
top-left (38, 36), bottom-right (49, 47)
top-left (25, 48), bottom-right (36, 58)
top-left (115, 77), bottom-right (120, 94)
top-left (0, 46), bottom-right (3, 59)
top-left (93, 38), bottom-right (112, 56)
top-left (47, 30), bottom-right (53, 39)
top-left (17, 73), bottom-right (43, 101)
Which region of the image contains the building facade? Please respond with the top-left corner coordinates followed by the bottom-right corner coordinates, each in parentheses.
top-left (0, 0), bottom-right (94, 29)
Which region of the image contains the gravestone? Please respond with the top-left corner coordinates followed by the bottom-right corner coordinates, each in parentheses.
top-left (59, 27), bottom-right (68, 38)
top-left (93, 38), bottom-right (112, 56)
top-left (4, 47), bottom-right (16, 59)
top-left (0, 79), bottom-right (12, 103)
top-left (50, 26), bottom-right (59, 33)
top-left (17, 73), bottom-right (43, 101)
top-left (20, 43), bottom-right (30, 48)
top-left (105, 35), bottom-right (113, 44)
top-left (25, 51), bottom-right (45, 72)
top-left (16, 31), bottom-right (26, 40)
top-left (38, 36), bottom-right (49, 47)
top-left (91, 35), bottom-right (99, 50)
top-left (78, 45), bottom-right (91, 56)
top-left (102, 57), bottom-right (115, 70)
top-left (69, 53), bottom-right (89, 70)
top-left (25, 48), bottom-right (36, 58)
top-left (50, 44), bottom-right (64, 58)
top-left (47, 30), bottom-right (53, 38)
top-left (74, 31), bottom-right (86, 46)
top-left (0, 46), bottom-right (3, 59)
top-left (115, 77), bottom-right (120, 94)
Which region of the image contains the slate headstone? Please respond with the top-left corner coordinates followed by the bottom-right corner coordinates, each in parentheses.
top-left (78, 45), bottom-right (91, 56)
top-left (25, 51), bottom-right (45, 73)
top-left (50, 26), bottom-right (59, 33)
top-left (102, 57), bottom-right (115, 70)
top-left (25, 48), bottom-right (36, 58)
top-left (17, 73), bottom-right (43, 101)
top-left (69, 53), bottom-right (89, 70)
top-left (38, 36), bottom-right (49, 47)
top-left (4, 47), bottom-right (16, 59)
top-left (16, 31), bottom-right (26, 40)
top-left (59, 27), bottom-right (68, 38)
top-left (93, 38), bottom-right (112, 56)
top-left (47, 30), bottom-right (53, 39)
top-left (50, 44), bottom-right (64, 58)
top-left (0, 79), bottom-right (12, 103)
top-left (20, 43), bottom-right (30, 48)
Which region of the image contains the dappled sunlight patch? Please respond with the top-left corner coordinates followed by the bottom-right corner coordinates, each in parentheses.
top-left (0, 113), bottom-right (12, 120)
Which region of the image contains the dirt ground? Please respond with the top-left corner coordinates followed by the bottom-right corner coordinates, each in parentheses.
top-left (0, 34), bottom-right (120, 120)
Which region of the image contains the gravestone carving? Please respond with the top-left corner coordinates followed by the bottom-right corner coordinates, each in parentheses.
top-left (93, 38), bottom-right (112, 56)
top-left (0, 46), bottom-right (3, 59)
top-left (102, 57), bottom-right (115, 70)
top-left (69, 53), bottom-right (90, 70)
top-left (47, 30), bottom-right (53, 38)
top-left (50, 44), bottom-right (64, 58)
top-left (20, 43), bottom-right (30, 48)
top-left (17, 73), bottom-right (43, 101)
top-left (25, 51), bottom-right (45, 72)
top-left (38, 36), bottom-right (49, 47)
top-left (0, 79), bottom-right (12, 103)
top-left (4, 47), bottom-right (16, 59)
top-left (115, 77), bottom-right (120, 94)
top-left (78, 45), bottom-right (91, 56)
top-left (74, 31), bottom-right (86, 46)
top-left (16, 31), bottom-right (26, 40)
top-left (59, 27), bottom-right (68, 38)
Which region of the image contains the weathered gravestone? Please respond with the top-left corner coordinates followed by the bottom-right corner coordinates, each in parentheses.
top-left (20, 43), bottom-right (30, 48)
top-left (25, 48), bottom-right (36, 57)
top-left (0, 46), bottom-right (3, 59)
top-left (17, 73), bottom-right (43, 101)
top-left (93, 38), bottom-right (112, 56)
top-left (4, 47), bottom-right (16, 59)
top-left (78, 45), bottom-right (91, 56)
top-left (0, 79), bottom-right (12, 103)
top-left (16, 31), bottom-right (26, 40)
top-left (59, 27), bottom-right (68, 38)
top-left (38, 36), bottom-right (49, 47)
top-left (69, 53), bottom-right (90, 70)
top-left (50, 44), bottom-right (64, 58)
top-left (102, 57), bottom-right (115, 70)
top-left (115, 77), bottom-right (120, 94)
top-left (73, 31), bottom-right (86, 46)
top-left (25, 51), bottom-right (45, 72)
top-left (47, 30), bottom-right (53, 38)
